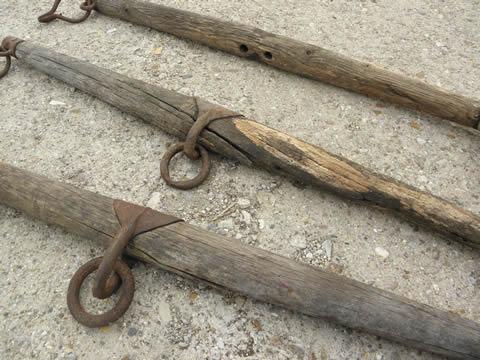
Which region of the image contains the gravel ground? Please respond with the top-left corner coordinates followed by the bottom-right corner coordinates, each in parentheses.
top-left (1, 1), bottom-right (479, 359)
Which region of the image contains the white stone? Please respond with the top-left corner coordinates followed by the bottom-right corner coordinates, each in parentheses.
top-left (375, 247), bottom-right (390, 259)
top-left (157, 300), bottom-right (172, 323)
top-left (218, 218), bottom-right (234, 229)
top-left (241, 210), bottom-right (252, 225)
top-left (49, 100), bottom-right (66, 106)
top-left (258, 219), bottom-right (265, 230)
top-left (146, 192), bottom-right (161, 209)
top-left (291, 234), bottom-right (307, 249)
top-left (322, 239), bottom-right (333, 260)
top-left (238, 198), bottom-right (251, 209)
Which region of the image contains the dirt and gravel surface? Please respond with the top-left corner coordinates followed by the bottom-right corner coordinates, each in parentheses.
top-left (1, 1), bottom-right (479, 359)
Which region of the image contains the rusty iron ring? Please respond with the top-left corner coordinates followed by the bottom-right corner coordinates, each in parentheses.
top-left (0, 47), bottom-right (12, 80)
top-left (67, 257), bottom-right (135, 328)
top-left (160, 142), bottom-right (211, 190)
top-left (38, 0), bottom-right (96, 24)
top-left (79, 0), bottom-right (96, 11)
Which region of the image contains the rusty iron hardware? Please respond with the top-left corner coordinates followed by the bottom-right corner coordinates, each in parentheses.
top-left (67, 199), bottom-right (182, 328)
top-left (0, 37), bottom-right (24, 80)
top-left (160, 105), bottom-right (240, 190)
top-left (38, 0), bottom-right (96, 24)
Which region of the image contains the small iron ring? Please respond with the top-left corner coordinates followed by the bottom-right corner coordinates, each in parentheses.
top-left (67, 257), bottom-right (135, 328)
top-left (80, 0), bottom-right (96, 11)
top-left (38, 0), bottom-right (95, 24)
top-left (0, 47), bottom-right (12, 80)
top-left (160, 142), bottom-right (211, 190)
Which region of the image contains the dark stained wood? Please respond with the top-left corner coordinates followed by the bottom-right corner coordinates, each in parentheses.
top-left (12, 41), bottom-right (480, 247)
top-left (0, 162), bottom-right (479, 359)
top-left (94, 0), bottom-right (480, 129)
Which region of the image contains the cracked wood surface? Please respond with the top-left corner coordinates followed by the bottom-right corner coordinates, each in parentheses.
top-left (12, 40), bottom-right (480, 247)
top-left (0, 162), bottom-right (479, 359)
top-left (94, 0), bottom-right (480, 129)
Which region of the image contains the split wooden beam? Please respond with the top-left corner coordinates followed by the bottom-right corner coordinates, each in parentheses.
top-left (1, 162), bottom-right (480, 359)
top-left (6, 39), bottom-right (480, 248)
top-left (91, 0), bottom-right (480, 129)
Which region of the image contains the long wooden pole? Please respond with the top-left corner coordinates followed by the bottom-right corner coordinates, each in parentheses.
top-left (0, 162), bottom-right (479, 359)
top-left (7, 39), bottom-right (480, 247)
top-left (92, 0), bottom-right (480, 129)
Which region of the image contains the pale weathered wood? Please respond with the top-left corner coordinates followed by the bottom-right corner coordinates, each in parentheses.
top-left (0, 162), bottom-right (479, 359)
top-left (11, 40), bottom-right (480, 247)
top-left (93, 0), bottom-right (480, 129)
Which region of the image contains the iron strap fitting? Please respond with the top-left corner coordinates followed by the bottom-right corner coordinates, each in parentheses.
top-left (38, 0), bottom-right (96, 24)
top-left (0, 37), bottom-right (24, 80)
top-left (67, 199), bottom-right (183, 328)
top-left (160, 101), bottom-right (241, 190)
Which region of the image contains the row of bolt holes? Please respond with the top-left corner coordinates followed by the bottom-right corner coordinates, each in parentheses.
top-left (239, 44), bottom-right (273, 60)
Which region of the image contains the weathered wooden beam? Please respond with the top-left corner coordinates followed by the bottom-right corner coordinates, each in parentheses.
top-left (7, 39), bottom-right (480, 247)
top-left (0, 162), bottom-right (479, 359)
top-left (91, 0), bottom-right (480, 129)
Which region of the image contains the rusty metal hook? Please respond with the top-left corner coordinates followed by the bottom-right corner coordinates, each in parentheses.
top-left (92, 209), bottom-right (146, 300)
top-left (38, 0), bottom-right (96, 24)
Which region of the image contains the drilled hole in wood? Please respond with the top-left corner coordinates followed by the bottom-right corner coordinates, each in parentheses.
top-left (239, 44), bottom-right (249, 53)
top-left (264, 51), bottom-right (273, 60)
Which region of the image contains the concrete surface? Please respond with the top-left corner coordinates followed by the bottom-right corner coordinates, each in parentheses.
top-left (1, 1), bottom-right (479, 359)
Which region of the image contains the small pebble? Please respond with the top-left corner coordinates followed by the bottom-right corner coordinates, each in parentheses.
top-left (241, 210), bottom-right (252, 225)
top-left (375, 247), bottom-right (389, 259)
top-left (146, 192), bottom-right (161, 209)
top-left (291, 234), bottom-right (307, 249)
top-left (127, 327), bottom-right (138, 337)
top-left (218, 218), bottom-right (234, 229)
top-left (258, 219), bottom-right (265, 229)
top-left (237, 198), bottom-right (251, 209)
top-left (322, 239), bottom-right (333, 260)
top-left (49, 100), bottom-right (66, 106)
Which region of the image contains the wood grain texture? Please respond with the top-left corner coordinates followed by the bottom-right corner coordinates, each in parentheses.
top-left (12, 41), bottom-right (480, 247)
top-left (0, 162), bottom-right (479, 359)
top-left (93, 0), bottom-right (480, 129)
